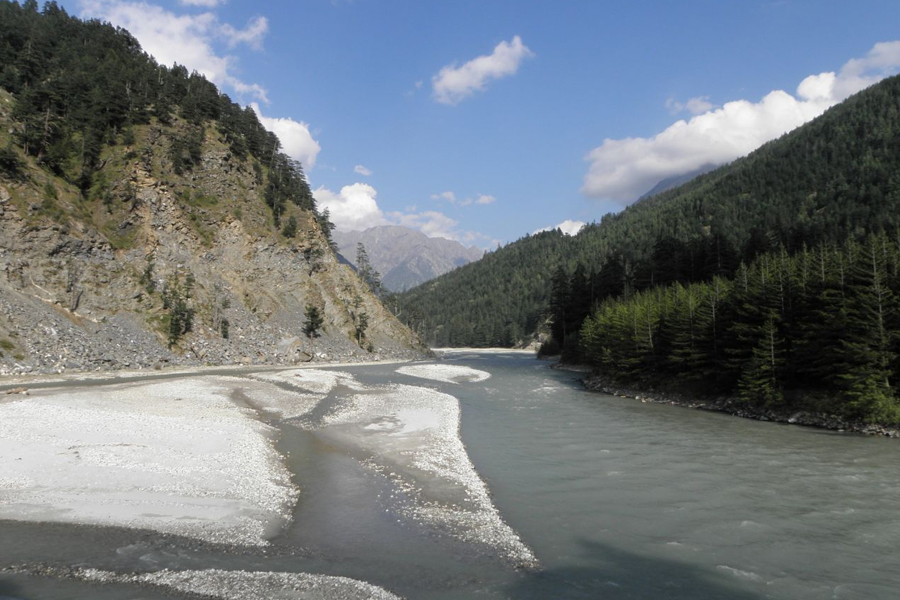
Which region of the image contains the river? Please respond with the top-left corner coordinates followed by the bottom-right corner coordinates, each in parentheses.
top-left (1, 350), bottom-right (898, 599)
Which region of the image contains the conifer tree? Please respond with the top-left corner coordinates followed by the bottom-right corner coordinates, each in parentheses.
top-left (737, 312), bottom-right (785, 406)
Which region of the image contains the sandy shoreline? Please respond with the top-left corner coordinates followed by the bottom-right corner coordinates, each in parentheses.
top-left (0, 377), bottom-right (300, 546)
top-left (0, 357), bottom-right (418, 391)
top-left (0, 346), bottom-right (535, 389)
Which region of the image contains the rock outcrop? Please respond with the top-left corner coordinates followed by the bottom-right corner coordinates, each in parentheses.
top-left (0, 119), bottom-right (428, 375)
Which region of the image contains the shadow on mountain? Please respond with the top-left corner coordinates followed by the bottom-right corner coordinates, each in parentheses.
top-left (505, 538), bottom-right (763, 600)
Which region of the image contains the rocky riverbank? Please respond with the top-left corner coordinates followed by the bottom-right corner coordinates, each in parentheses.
top-left (579, 370), bottom-right (900, 438)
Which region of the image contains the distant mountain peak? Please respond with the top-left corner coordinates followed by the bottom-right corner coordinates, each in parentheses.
top-left (636, 163), bottom-right (719, 203)
top-left (333, 226), bottom-right (484, 292)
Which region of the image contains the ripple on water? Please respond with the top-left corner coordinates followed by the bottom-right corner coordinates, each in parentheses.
top-left (716, 565), bottom-right (763, 582)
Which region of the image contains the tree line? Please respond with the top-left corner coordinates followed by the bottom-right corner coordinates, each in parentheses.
top-left (573, 234), bottom-right (900, 424)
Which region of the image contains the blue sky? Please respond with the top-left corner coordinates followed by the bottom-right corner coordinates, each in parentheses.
top-left (61, 0), bottom-right (900, 247)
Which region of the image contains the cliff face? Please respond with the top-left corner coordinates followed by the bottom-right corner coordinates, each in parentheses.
top-left (0, 110), bottom-right (427, 375)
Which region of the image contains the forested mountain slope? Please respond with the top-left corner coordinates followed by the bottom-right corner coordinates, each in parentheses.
top-left (0, 1), bottom-right (425, 374)
top-left (399, 73), bottom-right (900, 347)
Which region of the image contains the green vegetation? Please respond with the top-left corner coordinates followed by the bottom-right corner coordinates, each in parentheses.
top-left (395, 72), bottom-right (900, 423)
top-left (345, 291), bottom-right (369, 347)
top-left (303, 305), bottom-right (324, 338)
top-left (282, 215), bottom-right (297, 238)
top-left (355, 242), bottom-right (383, 297)
top-left (580, 234), bottom-right (900, 424)
top-left (161, 273), bottom-right (195, 347)
top-left (169, 126), bottom-right (205, 175)
top-left (0, 0), bottom-right (330, 235)
top-left (399, 72), bottom-right (900, 351)
top-left (354, 312), bottom-right (369, 347)
top-left (318, 209), bottom-right (337, 250)
top-left (0, 143), bottom-right (23, 179)
top-left (0, 337), bottom-right (24, 361)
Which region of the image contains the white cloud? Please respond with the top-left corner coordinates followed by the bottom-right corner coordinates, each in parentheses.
top-left (313, 184), bottom-right (389, 232)
top-left (582, 41), bottom-right (900, 203)
top-left (78, 0), bottom-right (269, 102)
top-left (317, 183), bottom-right (488, 244)
top-left (390, 211), bottom-right (461, 240)
top-left (432, 35), bottom-right (534, 105)
top-left (354, 165), bottom-right (373, 176)
top-left (432, 191), bottom-right (495, 206)
top-left (534, 220), bottom-right (586, 237)
top-left (430, 191), bottom-right (457, 203)
top-left (833, 40), bottom-right (900, 99)
top-left (179, 0), bottom-right (224, 7)
top-left (666, 95), bottom-right (715, 115)
top-left (220, 16), bottom-right (268, 50)
top-left (250, 103), bottom-right (321, 168)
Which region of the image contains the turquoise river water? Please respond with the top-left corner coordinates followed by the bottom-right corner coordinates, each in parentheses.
top-left (1, 351), bottom-right (899, 599)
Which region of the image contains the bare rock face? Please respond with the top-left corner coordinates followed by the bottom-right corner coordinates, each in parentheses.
top-left (0, 126), bottom-right (427, 375)
top-left (333, 226), bottom-right (484, 292)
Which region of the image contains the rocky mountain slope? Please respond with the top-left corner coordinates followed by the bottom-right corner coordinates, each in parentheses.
top-left (333, 226), bottom-right (483, 292)
top-left (0, 94), bottom-right (426, 375)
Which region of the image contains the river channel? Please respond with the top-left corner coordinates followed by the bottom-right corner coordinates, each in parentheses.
top-left (1, 350), bottom-right (898, 599)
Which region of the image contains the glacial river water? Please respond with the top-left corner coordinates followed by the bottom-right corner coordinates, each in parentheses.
top-left (2, 350), bottom-right (900, 599)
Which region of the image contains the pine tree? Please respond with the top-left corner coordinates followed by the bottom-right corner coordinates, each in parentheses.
top-left (737, 312), bottom-right (785, 406)
top-left (355, 242), bottom-right (382, 296)
top-left (834, 236), bottom-right (899, 422)
top-left (303, 305), bottom-right (324, 338)
top-left (549, 266), bottom-right (570, 344)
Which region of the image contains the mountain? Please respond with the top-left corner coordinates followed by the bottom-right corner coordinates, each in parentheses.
top-left (333, 226), bottom-right (484, 292)
top-left (0, 3), bottom-right (426, 375)
top-left (399, 72), bottom-right (900, 348)
top-left (636, 163), bottom-right (718, 202)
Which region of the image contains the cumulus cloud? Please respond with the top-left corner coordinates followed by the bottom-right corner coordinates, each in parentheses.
top-left (316, 184), bottom-right (487, 243)
top-left (534, 220), bottom-right (586, 237)
top-left (390, 211), bottom-right (461, 240)
top-left (432, 35), bottom-right (534, 105)
top-left (582, 41), bottom-right (900, 203)
top-left (250, 103), bottom-right (321, 168)
top-left (220, 15), bottom-right (267, 50)
top-left (78, 0), bottom-right (269, 101)
top-left (313, 184), bottom-right (389, 232)
top-left (354, 165), bottom-right (373, 176)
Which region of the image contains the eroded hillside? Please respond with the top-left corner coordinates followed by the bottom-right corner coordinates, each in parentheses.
top-left (0, 91), bottom-right (427, 375)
